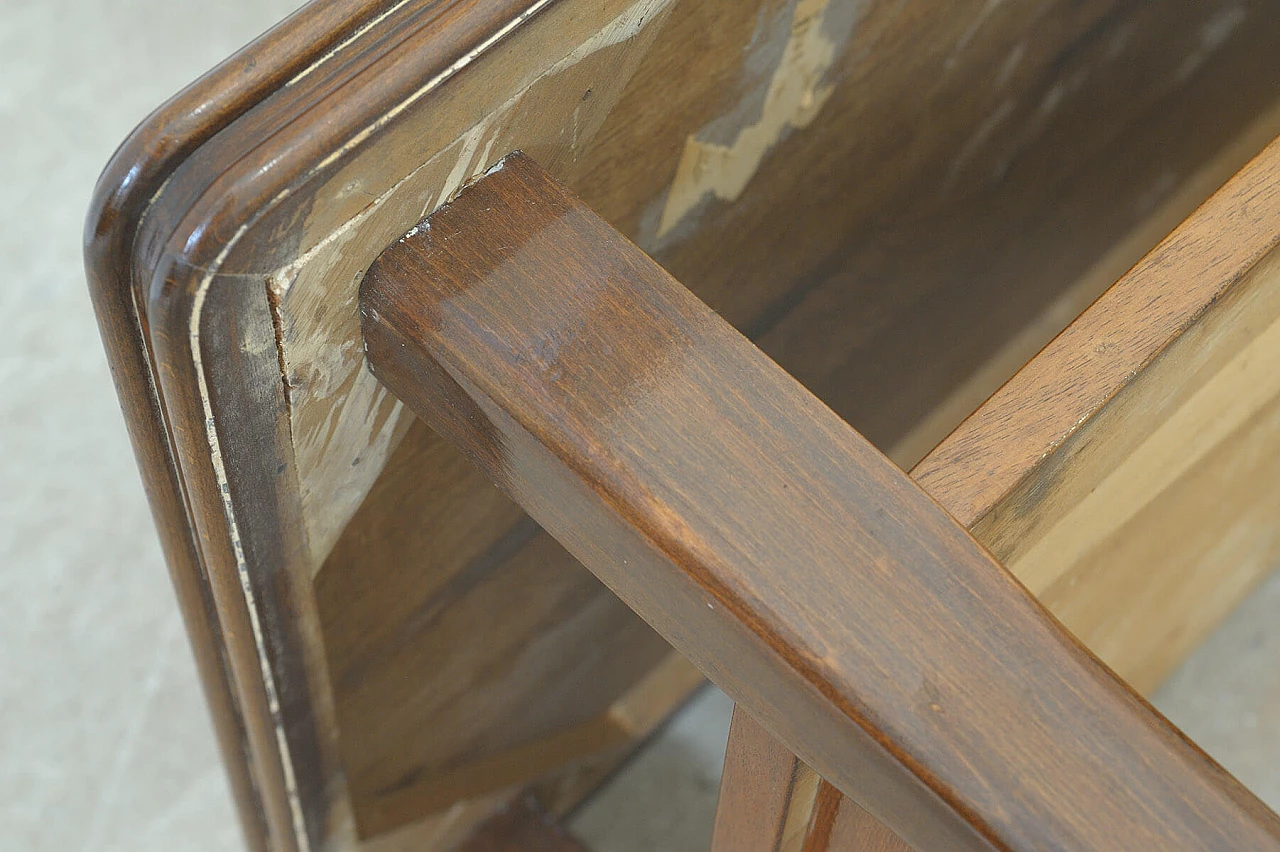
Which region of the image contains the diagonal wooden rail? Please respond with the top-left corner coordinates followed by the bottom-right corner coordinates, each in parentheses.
top-left (359, 152), bottom-right (1280, 851)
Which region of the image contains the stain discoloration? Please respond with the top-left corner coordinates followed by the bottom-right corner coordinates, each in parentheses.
top-left (1176, 4), bottom-right (1246, 83)
top-left (273, 0), bottom-right (679, 569)
top-left (656, 0), bottom-right (865, 240)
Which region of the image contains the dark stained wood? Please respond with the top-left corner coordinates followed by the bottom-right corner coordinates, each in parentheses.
top-left (716, 133), bottom-right (1280, 852)
top-left (455, 795), bottom-right (588, 852)
top-left (315, 422), bottom-right (678, 838)
top-left (753, 0), bottom-right (1280, 457)
top-left (361, 152), bottom-right (1280, 852)
top-left (301, 8), bottom-right (1280, 834)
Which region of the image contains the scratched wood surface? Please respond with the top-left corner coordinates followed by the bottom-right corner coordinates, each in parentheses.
top-left (87, 0), bottom-right (1280, 847)
top-left (361, 152), bottom-right (1280, 851)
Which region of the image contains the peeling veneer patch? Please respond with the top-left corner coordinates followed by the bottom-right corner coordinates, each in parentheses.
top-left (553, 0), bottom-right (676, 71)
top-left (272, 0), bottom-right (678, 569)
top-left (656, 0), bottom-right (865, 240)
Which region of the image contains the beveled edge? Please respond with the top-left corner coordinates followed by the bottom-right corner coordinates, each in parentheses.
top-left (82, 3), bottom-right (423, 849)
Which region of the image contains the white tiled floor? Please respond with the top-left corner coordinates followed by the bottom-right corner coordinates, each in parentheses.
top-left (0, 2), bottom-right (1275, 850)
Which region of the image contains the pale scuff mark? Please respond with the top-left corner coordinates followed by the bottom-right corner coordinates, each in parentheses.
top-left (944, 96), bottom-right (1015, 188)
top-left (552, 0), bottom-right (675, 70)
top-left (282, 99), bottom-right (535, 570)
top-left (424, 0), bottom-right (675, 196)
top-left (274, 0), bottom-right (678, 569)
top-left (1132, 170), bottom-right (1180, 218)
top-left (425, 111), bottom-right (507, 218)
top-left (1176, 4), bottom-right (1246, 83)
top-left (1104, 20), bottom-right (1135, 62)
top-left (656, 0), bottom-right (863, 239)
top-left (994, 40), bottom-right (1025, 89)
top-left (944, 0), bottom-right (1006, 72)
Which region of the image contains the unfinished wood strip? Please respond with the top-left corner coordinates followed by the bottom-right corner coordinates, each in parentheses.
top-left (886, 92), bottom-right (1280, 469)
top-left (915, 136), bottom-right (1280, 524)
top-left (361, 152), bottom-right (1280, 852)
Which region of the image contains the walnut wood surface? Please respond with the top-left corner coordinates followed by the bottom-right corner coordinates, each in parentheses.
top-left (715, 134), bottom-right (1280, 851)
top-left (87, 0), bottom-right (1280, 847)
top-left (361, 152), bottom-right (1280, 852)
top-left (300, 7), bottom-right (1280, 836)
top-left (710, 708), bottom-right (823, 852)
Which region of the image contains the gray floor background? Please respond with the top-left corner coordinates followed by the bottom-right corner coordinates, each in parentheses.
top-left (0, 2), bottom-right (1275, 850)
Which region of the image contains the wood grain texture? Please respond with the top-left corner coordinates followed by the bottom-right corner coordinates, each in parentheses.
top-left (298, 1), bottom-right (1280, 831)
top-left (918, 133), bottom-right (1280, 694)
top-left (756, 0), bottom-right (1280, 458)
top-left (88, 0), bottom-right (1280, 846)
top-left (718, 130), bottom-right (1280, 852)
top-left (711, 708), bottom-right (822, 852)
top-left (361, 152), bottom-right (1280, 852)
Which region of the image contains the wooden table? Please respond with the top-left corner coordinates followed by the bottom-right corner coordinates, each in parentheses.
top-left (86, 1), bottom-right (1280, 848)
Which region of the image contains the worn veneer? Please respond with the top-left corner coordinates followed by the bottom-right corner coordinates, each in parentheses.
top-left (86, 0), bottom-right (1280, 848)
